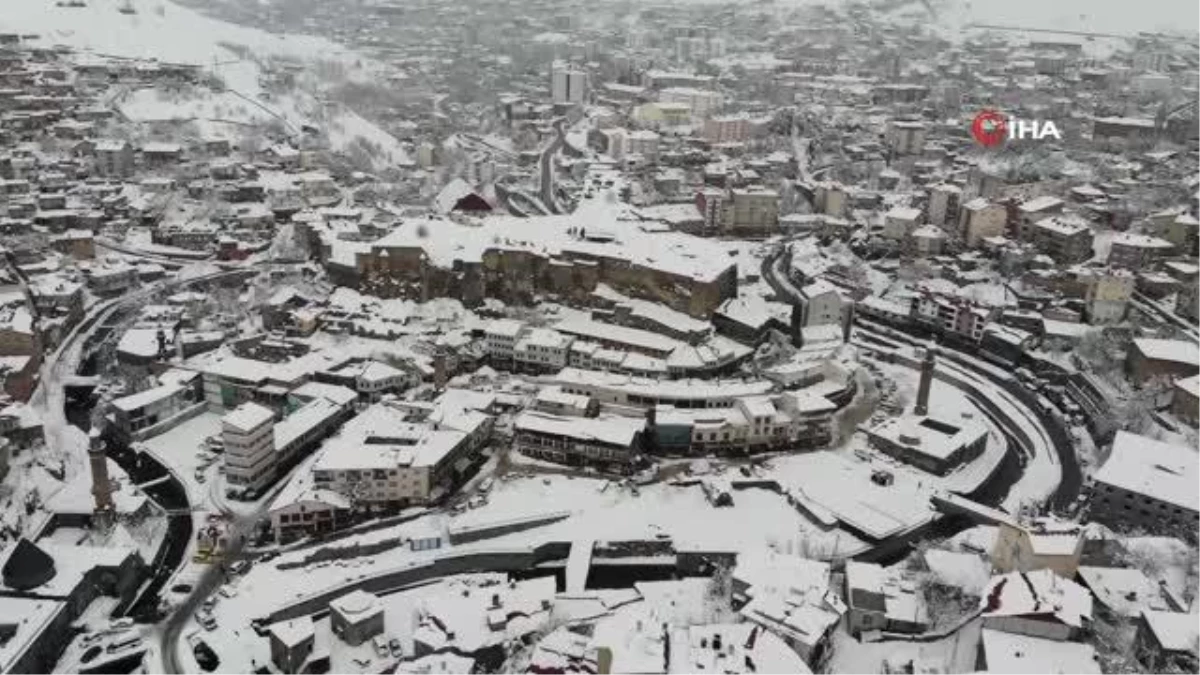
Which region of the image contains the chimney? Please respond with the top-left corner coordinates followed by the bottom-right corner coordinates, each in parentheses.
top-left (88, 427), bottom-right (115, 530)
top-left (790, 304), bottom-right (804, 348)
top-left (841, 303), bottom-right (855, 342)
top-left (915, 347), bottom-right (935, 416)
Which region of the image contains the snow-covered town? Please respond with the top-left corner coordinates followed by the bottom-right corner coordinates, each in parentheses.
top-left (0, 0), bottom-right (1197, 673)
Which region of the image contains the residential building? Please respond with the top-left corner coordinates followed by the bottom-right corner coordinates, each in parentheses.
top-left (1028, 216), bottom-right (1094, 264)
top-left (484, 319), bottom-right (525, 365)
top-left (845, 561), bottom-right (929, 637)
top-left (991, 518), bottom-right (1085, 579)
top-left (959, 198), bottom-right (1007, 248)
top-left (659, 86), bottom-right (722, 120)
top-left (883, 206), bottom-right (922, 241)
top-left (1126, 338), bottom-right (1200, 385)
top-left (1080, 268), bottom-right (1134, 325)
top-left (1135, 610), bottom-right (1199, 672)
top-left (108, 381), bottom-right (196, 439)
top-left (703, 114), bottom-right (750, 144)
top-left (885, 121), bottom-right (926, 155)
top-left (909, 224), bottom-right (947, 257)
top-left (979, 629), bottom-right (1101, 674)
top-left (513, 328), bottom-right (574, 373)
top-left (513, 411), bottom-right (644, 473)
top-left (797, 279), bottom-right (842, 327)
top-left (927, 183), bottom-right (961, 227)
top-left (550, 61), bottom-right (587, 105)
top-left (724, 188), bottom-right (779, 236)
top-left (1107, 232), bottom-right (1174, 270)
top-left (222, 402), bottom-right (276, 495)
top-left (94, 139), bottom-right (133, 177)
top-left (1087, 431), bottom-right (1198, 537)
top-left (268, 618), bottom-right (315, 674)
top-left (1171, 375), bottom-right (1199, 427)
top-left (1016, 196), bottom-right (1065, 238)
top-left (736, 552), bottom-right (843, 667)
top-left (980, 569), bottom-right (1092, 642)
top-left (909, 290), bottom-right (997, 342)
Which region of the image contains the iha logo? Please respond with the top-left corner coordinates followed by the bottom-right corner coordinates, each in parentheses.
top-left (970, 109), bottom-right (1062, 147)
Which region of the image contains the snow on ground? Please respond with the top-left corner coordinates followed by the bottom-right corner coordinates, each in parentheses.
top-left (139, 412), bottom-right (224, 506)
top-left (2, 0), bottom-right (410, 167)
top-left (826, 617), bottom-right (982, 674)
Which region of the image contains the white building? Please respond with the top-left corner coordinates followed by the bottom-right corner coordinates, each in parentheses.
top-left (551, 61), bottom-right (587, 105)
top-left (886, 121), bottom-right (926, 155)
top-left (884, 206), bottom-right (923, 241)
top-left (927, 183), bottom-right (962, 227)
top-left (704, 114), bottom-right (750, 144)
top-left (514, 328), bottom-right (574, 372)
top-left (959, 197), bottom-right (1008, 248)
top-left (484, 319), bottom-right (526, 363)
top-left (223, 402), bottom-right (276, 494)
top-left (659, 86), bottom-right (723, 120)
top-left (798, 280), bottom-right (842, 327)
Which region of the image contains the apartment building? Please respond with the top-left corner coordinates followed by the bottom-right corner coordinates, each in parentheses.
top-left (223, 402), bottom-right (276, 495)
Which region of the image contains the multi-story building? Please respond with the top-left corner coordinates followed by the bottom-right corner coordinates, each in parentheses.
top-left (927, 183), bottom-right (962, 227)
top-left (1126, 338), bottom-right (1200, 385)
top-left (724, 188), bottom-right (779, 236)
top-left (910, 290), bottom-right (998, 343)
top-left (797, 279), bottom-right (842, 327)
top-left (659, 86), bottom-right (722, 120)
top-left (222, 402), bottom-right (276, 495)
top-left (484, 319), bottom-right (525, 365)
top-left (884, 206), bottom-right (922, 241)
top-left (513, 411), bottom-right (644, 473)
top-left (1088, 431), bottom-right (1197, 537)
top-left (1028, 216), bottom-right (1095, 264)
top-left (94, 139), bottom-right (133, 178)
top-left (513, 328), bottom-right (574, 373)
top-left (885, 121), bottom-right (926, 155)
top-left (813, 182), bottom-right (847, 218)
top-left (1016, 196), bottom-right (1065, 238)
top-left (626, 130), bottom-right (659, 162)
top-left (1107, 232), bottom-right (1174, 270)
top-left (959, 198), bottom-right (1008, 248)
top-left (550, 61), bottom-right (587, 105)
top-left (1080, 268), bottom-right (1134, 324)
top-left (703, 114), bottom-right (750, 144)
top-left (1171, 375), bottom-right (1198, 427)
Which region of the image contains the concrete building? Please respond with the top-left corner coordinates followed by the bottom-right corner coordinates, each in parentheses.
top-left (1088, 431), bottom-right (1198, 537)
top-left (885, 121), bottom-right (926, 155)
top-left (1135, 610), bottom-right (1199, 672)
top-left (625, 129), bottom-right (659, 162)
top-left (1107, 232), bottom-right (1174, 270)
top-left (980, 569), bottom-right (1092, 642)
top-left (1171, 375), bottom-right (1199, 427)
top-left (959, 198), bottom-right (1007, 248)
top-left (268, 618), bottom-right (315, 673)
top-left (329, 590), bottom-right (385, 647)
top-left (991, 518), bottom-right (1085, 579)
top-left (797, 279), bottom-right (842, 327)
top-left (813, 182), bottom-right (847, 218)
top-left (703, 114), bottom-right (750, 144)
top-left (659, 86), bottom-right (722, 120)
top-left (884, 206), bottom-right (922, 241)
top-left (927, 183), bottom-right (961, 227)
top-left (1028, 216), bottom-right (1095, 264)
top-left (864, 412), bottom-right (988, 476)
top-left (1126, 338), bottom-right (1200, 385)
top-left (724, 188), bottom-right (779, 236)
top-left (910, 290), bottom-right (997, 343)
top-left (513, 411), bottom-right (644, 473)
top-left (1081, 268), bottom-right (1135, 325)
top-left (94, 139), bottom-right (133, 178)
top-left (909, 225), bottom-right (947, 257)
top-left (845, 561), bottom-right (929, 637)
top-left (1016, 196), bottom-right (1065, 238)
top-left (550, 61), bottom-right (587, 105)
top-left (222, 402), bottom-right (276, 495)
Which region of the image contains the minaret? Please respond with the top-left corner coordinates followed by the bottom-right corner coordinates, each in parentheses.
top-left (433, 348), bottom-right (447, 390)
top-left (88, 428), bottom-right (115, 530)
top-left (841, 303), bottom-right (855, 343)
top-left (790, 304), bottom-right (804, 348)
top-left (915, 347), bottom-right (935, 416)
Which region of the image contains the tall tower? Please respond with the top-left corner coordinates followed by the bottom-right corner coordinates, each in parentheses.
top-left (841, 303), bottom-right (855, 343)
top-left (433, 348), bottom-right (447, 390)
top-left (790, 304), bottom-right (804, 348)
top-left (915, 347), bottom-right (935, 416)
top-left (88, 428), bottom-right (115, 530)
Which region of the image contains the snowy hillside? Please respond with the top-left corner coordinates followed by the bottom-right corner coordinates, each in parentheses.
top-left (0, 0), bottom-right (411, 167)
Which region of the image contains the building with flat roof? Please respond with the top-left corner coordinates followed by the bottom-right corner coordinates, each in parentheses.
top-left (513, 411), bottom-right (644, 473)
top-left (864, 412), bottom-right (988, 476)
top-left (1087, 431), bottom-right (1198, 538)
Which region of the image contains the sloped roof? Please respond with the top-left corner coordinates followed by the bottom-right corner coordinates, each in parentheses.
top-left (1, 539), bottom-right (56, 591)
